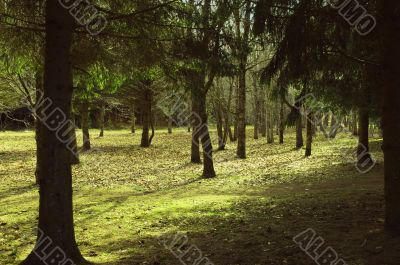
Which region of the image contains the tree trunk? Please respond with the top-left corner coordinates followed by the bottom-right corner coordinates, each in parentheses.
top-left (21, 1), bottom-right (85, 263)
top-left (305, 112), bottom-right (313, 157)
top-left (279, 100), bottom-right (285, 144)
top-left (141, 88), bottom-right (152, 148)
top-left (80, 100), bottom-right (90, 151)
top-left (197, 91), bottom-right (216, 178)
top-left (295, 113), bottom-right (304, 149)
top-left (381, 1), bottom-right (400, 232)
top-left (191, 92), bottom-right (201, 163)
top-left (266, 106), bottom-right (274, 144)
top-left (98, 102), bottom-right (105, 137)
top-left (237, 59), bottom-right (247, 158)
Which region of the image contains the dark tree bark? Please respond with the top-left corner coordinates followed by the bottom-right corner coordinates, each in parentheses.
top-left (197, 91), bottom-right (216, 178)
top-left (279, 100), bottom-right (285, 144)
top-left (141, 88), bottom-right (152, 148)
top-left (21, 1), bottom-right (85, 264)
top-left (98, 102), bottom-right (105, 137)
top-left (234, 1), bottom-right (251, 158)
top-left (305, 112), bottom-right (313, 157)
top-left (295, 113), bottom-right (304, 149)
top-left (380, 0), bottom-right (400, 233)
top-left (236, 59), bottom-right (247, 158)
top-left (80, 100), bottom-right (90, 151)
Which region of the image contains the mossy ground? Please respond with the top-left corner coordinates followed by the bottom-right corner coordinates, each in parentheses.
top-left (1, 128), bottom-right (399, 265)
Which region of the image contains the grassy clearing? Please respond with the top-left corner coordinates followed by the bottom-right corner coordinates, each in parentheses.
top-left (1, 128), bottom-right (398, 265)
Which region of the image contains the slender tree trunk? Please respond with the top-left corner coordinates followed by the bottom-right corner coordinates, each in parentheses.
top-left (191, 92), bottom-right (201, 163)
top-left (279, 100), bottom-right (285, 144)
top-left (80, 100), bottom-right (90, 151)
top-left (141, 88), bottom-right (152, 148)
top-left (305, 112), bottom-right (313, 157)
top-left (21, 1), bottom-right (85, 263)
top-left (236, 60), bottom-right (247, 158)
top-left (98, 103), bottom-right (105, 137)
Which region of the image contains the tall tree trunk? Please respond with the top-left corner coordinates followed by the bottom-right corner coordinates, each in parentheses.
top-left (21, 1), bottom-right (85, 263)
top-left (279, 100), bottom-right (285, 144)
top-left (381, 1), bottom-right (400, 232)
top-left (191, 92), bottom-right (201, 163)
top-left (197, 91), bottom-right (216, 178)
top-left (98, 102), bottom-right (105, 137)
top-left (141, 88), bottom-right (152, 148)
top-left (305, 112), bottom-right (313, 157)
top-left (236, 60), bottom-right (246, 158)
top-left (80, 100), bottom-right (90, 151)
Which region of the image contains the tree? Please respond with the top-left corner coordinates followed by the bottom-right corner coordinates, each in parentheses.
top-left (21, 1), bottom-right (85, 264)
top-left (233, 0), bottom-right (253, 159)
top-left (380, 0), bottom-right (400, 234)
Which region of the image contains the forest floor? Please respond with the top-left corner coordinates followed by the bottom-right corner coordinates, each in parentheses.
top-left (1, 128), bottom-right (399, 265)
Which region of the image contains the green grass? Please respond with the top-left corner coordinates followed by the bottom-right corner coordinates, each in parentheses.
top-left (1, 128), bottom-right (397, 265)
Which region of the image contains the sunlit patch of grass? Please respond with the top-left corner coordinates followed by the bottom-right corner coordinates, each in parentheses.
top-left (0, 128), bottom-right (385, 264)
